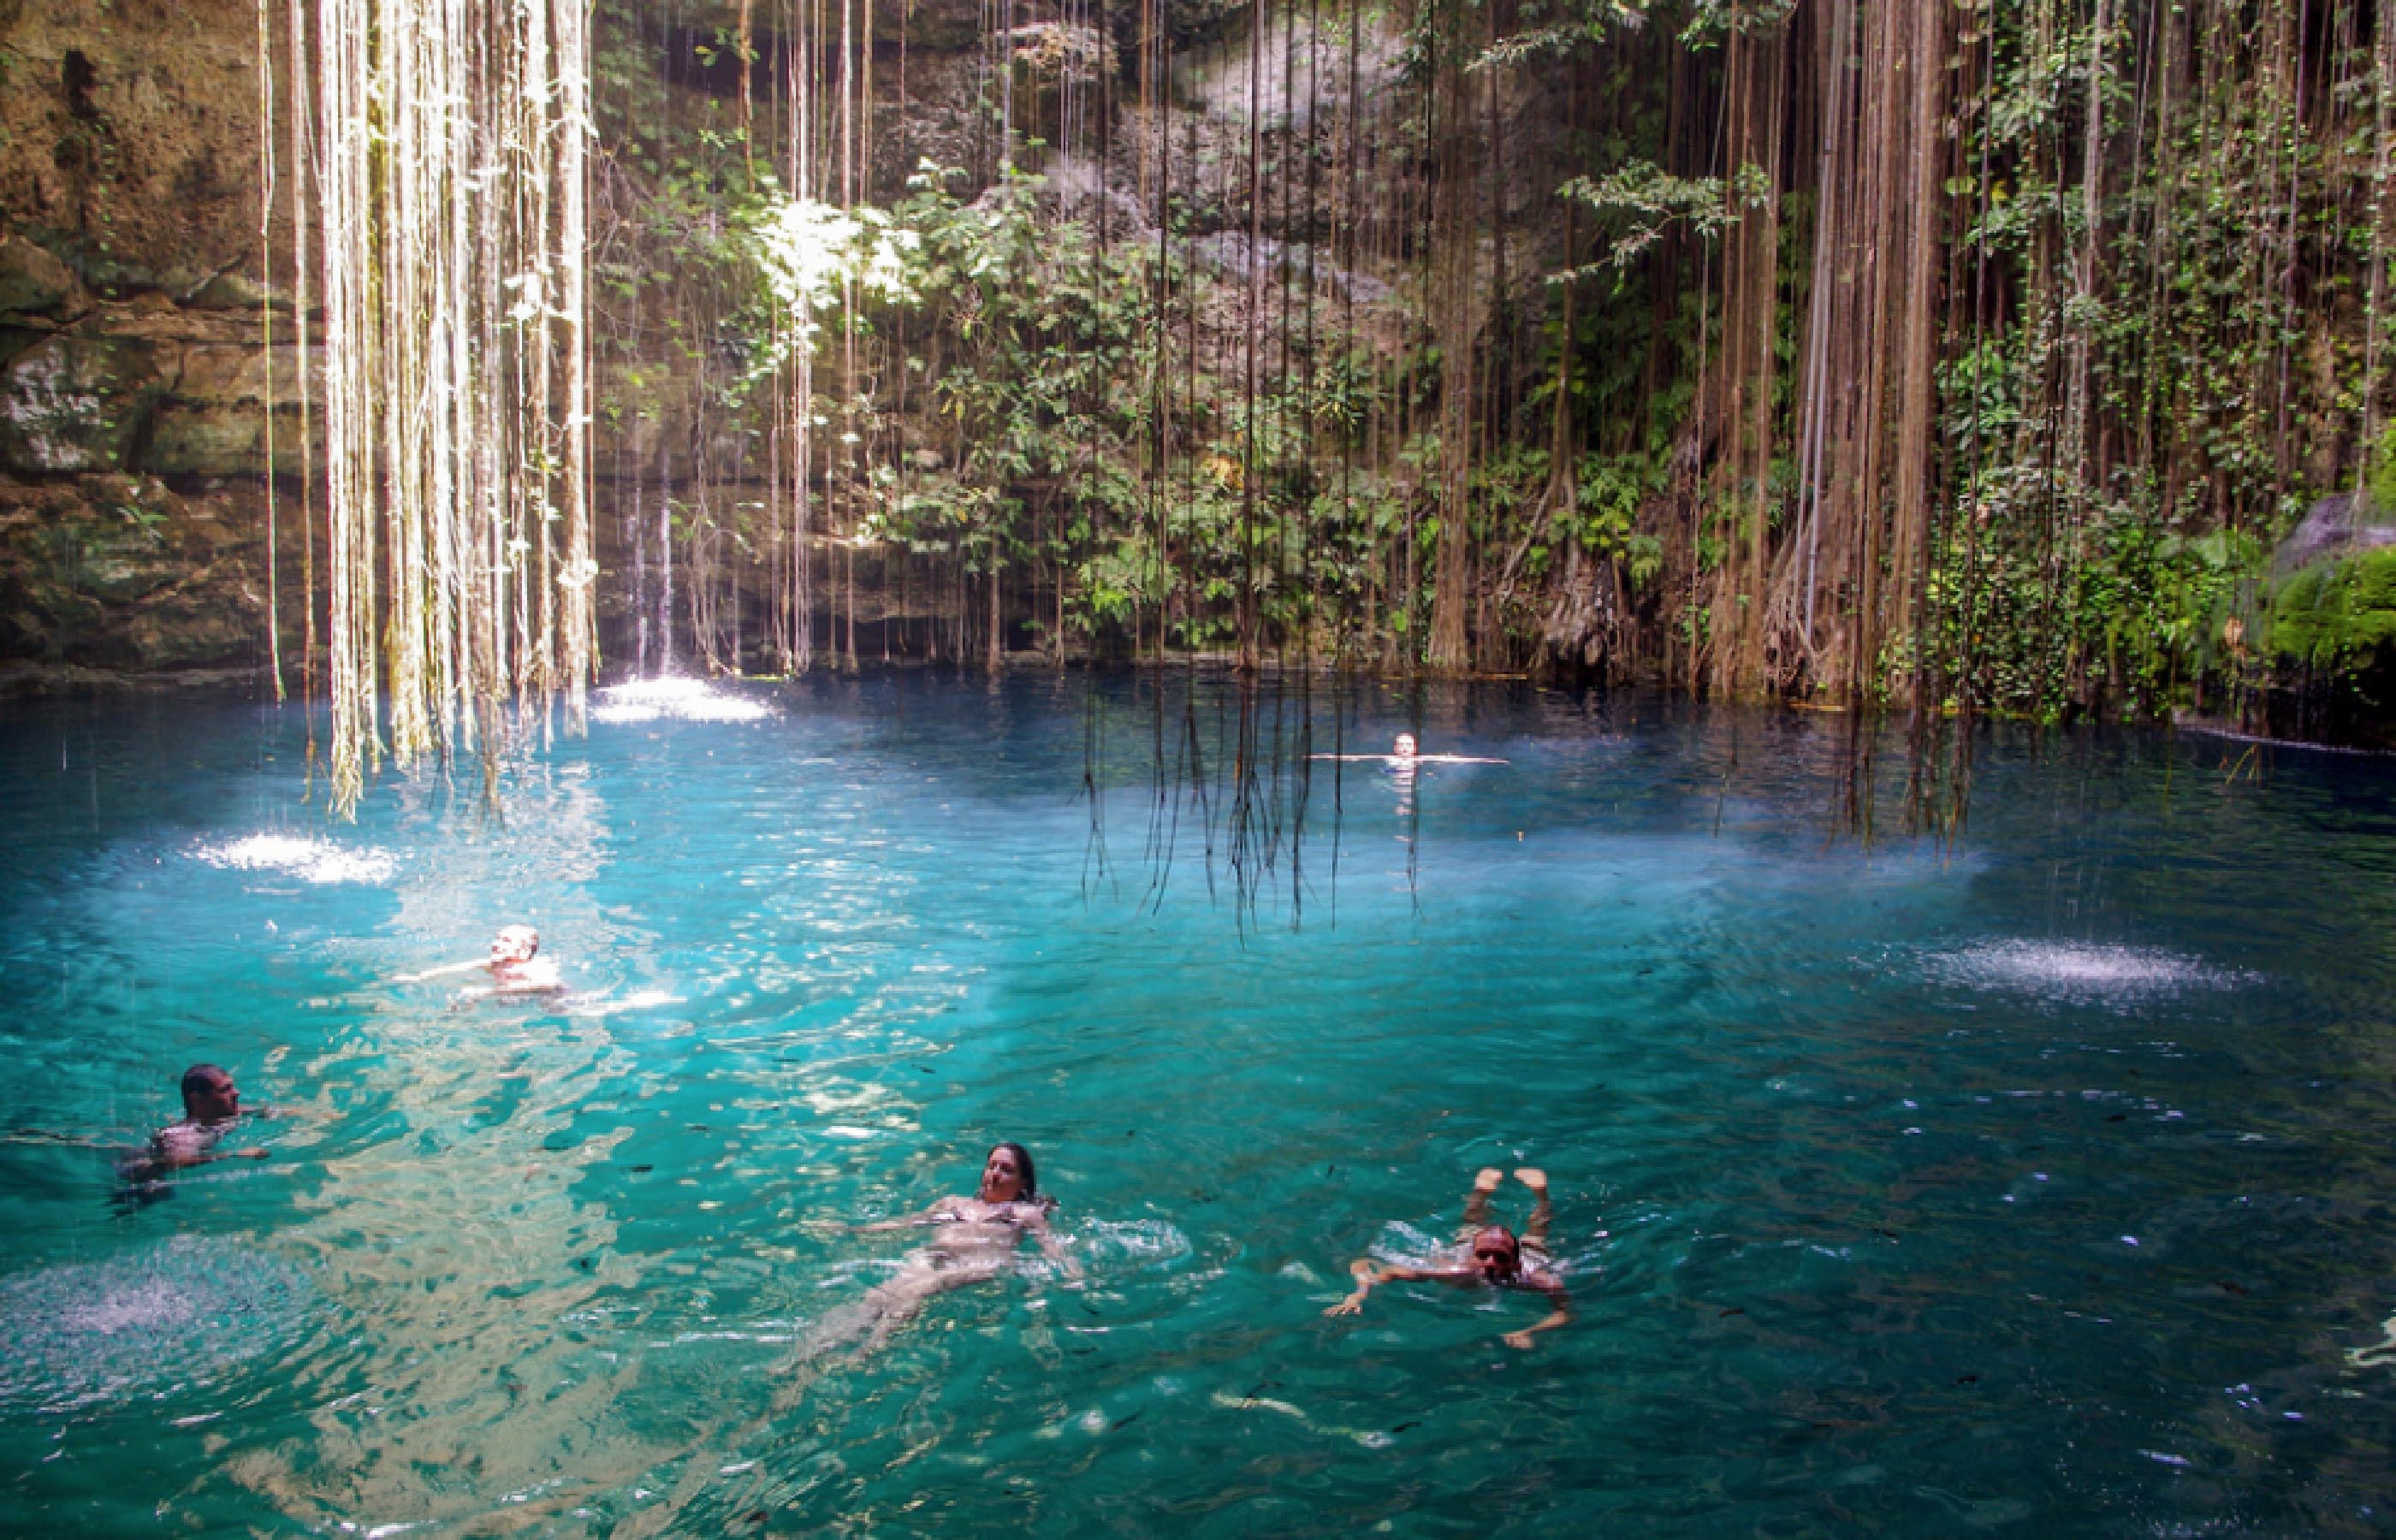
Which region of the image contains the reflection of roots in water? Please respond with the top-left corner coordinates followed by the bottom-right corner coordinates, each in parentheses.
top-left (1127, 671), bottom-right (1350, 933)
top-left (0, 1236), bottom-right (315, 1415)
top-left (193, 833), bottom-right (396, 886)
top-left (1925, 940), bottom-right (2257, 997)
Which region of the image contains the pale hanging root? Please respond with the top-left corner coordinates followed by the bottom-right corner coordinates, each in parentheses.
top-left (2348, 1312), bottom-right (2396, 1369)
top-left (292, 0), bottom-right (596, 817)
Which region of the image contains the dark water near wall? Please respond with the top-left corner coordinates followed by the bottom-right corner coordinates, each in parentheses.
top-left (3, 672), bottom-right (2395, 1537)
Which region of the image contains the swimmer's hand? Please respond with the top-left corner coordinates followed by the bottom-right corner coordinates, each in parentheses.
top-left (1327, 1260), bottom-right (1379, 1316)
top-left (233, 1147), bottom-right (271, 1161)
top-left (1502, 1330), bottom-right (1536, 1350)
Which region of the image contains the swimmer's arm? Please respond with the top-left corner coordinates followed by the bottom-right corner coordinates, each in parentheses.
top-left (851, 1199), bottom-right (958, 1233)
top-left (394, 958), bottom-right (489, 985)
top-left (1024, 1210), bottom-right (1084, 1285)
top-left (1501, 1284), bottom-right (1574, 1350)
top-left (1325, 1259), bottom-right (1429, 1316)
top-left (124, 1140), bottom-right (269, 1179)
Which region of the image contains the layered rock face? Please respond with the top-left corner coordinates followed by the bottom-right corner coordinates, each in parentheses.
top-left (0, 0), bottom-right (296, 688)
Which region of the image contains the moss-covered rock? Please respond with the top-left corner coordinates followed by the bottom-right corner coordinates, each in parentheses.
top-left (2264, 546), bottom-right (2396, 670)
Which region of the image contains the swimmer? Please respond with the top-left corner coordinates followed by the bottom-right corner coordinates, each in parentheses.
top-left (116, 1064), bottom-right (278, 1182)
top-left (394, 924), bottom-right (566, 997)
top-left (808, 1142), bottom-right (1082, 1360)
top-left (1325, 1165), bottom-right (1572, 1349)
top-left (1312, 732), bottom-right (1508, 767)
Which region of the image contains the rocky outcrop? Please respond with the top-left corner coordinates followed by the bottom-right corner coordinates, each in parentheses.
top-left (0, 473), bottom-right (277, 678)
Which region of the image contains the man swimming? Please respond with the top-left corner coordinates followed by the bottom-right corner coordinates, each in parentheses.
top-left (395, 924), bottom-right (566, 997)
top-left (1325, 1165), bottom-right (1572, 1349)
top-left (1313, 732), bottom-right (1508, 767)
top-left (116, 1064), bottom-right (276, 1182)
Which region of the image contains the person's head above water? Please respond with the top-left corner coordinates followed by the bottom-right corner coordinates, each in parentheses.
top-left (489, 925), bottom-right (540, 967)
top-left (980, 1141), bottom-right (1039, 1204)
top-left (1471, 1224), bottom-right (1522, 1282)
top-left (180, 1064), bottom-right (240, 1123)
top-left (1393, 732), bottom-right (1420, 759)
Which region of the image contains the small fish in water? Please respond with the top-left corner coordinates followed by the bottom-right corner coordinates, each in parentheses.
top-left (2107, 1113), bottom-right (2129, 1122)
top-left (1718, 1306), bottom-right (1745, 1318)
top-left (1956, 1373), bottom-right (1980, 1384)
top-left (2216, 1281), bottom-right (2249, 1297)
top-left (1390, 1420), bottom-right (1420, 1434)
top-left (1112, 1411), bottom-right (1145, 1431)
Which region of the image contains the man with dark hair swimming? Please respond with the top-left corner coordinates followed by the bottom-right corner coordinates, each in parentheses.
top-left (1326, 1165), bottom-right (1573, 1350)
top-left (117, 1065), bottom-right (277, 1182)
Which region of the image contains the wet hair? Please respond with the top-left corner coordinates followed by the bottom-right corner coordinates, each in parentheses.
top-left (496, 925), bottom-right (540, 956)
top-left (180, 1063), bottom-right (232, 1115)
top-left (1474, 1224), bottom-right (1521, 1262)
top-left (986, 1141), bottom-right (1053, 1211)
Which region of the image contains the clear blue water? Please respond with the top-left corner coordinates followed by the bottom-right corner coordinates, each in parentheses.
top-left (4, 672), bottom-right (2396, 1536)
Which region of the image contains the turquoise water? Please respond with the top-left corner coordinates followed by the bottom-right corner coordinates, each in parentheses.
top-left (5, 673), bottom-right (2396, 1536)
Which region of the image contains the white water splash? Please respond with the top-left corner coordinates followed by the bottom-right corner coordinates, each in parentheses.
top-left (1925, 941), bottom-right (2256, 997)
top-left (195, 834), bottom-right (395, 886)
top-left (0, 1237), bottom-right (316, 1414)
top-left (592, 677), bottom-right (773, 725)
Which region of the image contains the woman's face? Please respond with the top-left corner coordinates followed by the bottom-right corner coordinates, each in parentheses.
top-left (980, 1146), bottom-right (1027, 1202)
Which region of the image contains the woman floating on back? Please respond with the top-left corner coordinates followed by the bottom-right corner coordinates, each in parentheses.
top-left (806, 1141), bottom-right (1081, 1360)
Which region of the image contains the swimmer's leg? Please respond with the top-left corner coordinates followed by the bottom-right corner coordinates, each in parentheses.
top-left (1462, 1167), bottom-right (1503, 1242)
top-left (1515, 1168), bottom-right (1552, 1249)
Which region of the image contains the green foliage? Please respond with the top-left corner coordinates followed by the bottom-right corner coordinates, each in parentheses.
top-left (2267, 548), bottom-right (2396, 673)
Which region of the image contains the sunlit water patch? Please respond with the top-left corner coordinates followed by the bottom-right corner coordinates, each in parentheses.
top-left (193, 833), bottom-right (396, 885)
top-left (1924, 939), bottom-right (2259, 1000)
top-left (592, 675), bottom-right (774, 724)
top-left (0, 1237), bottom-right (316, 1416)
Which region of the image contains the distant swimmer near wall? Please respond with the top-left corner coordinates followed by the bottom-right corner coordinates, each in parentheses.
top-left (1325, 1165), bottom-right (1573, 1350)
top-left (1313, 732), bottom-right (1509, 767)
